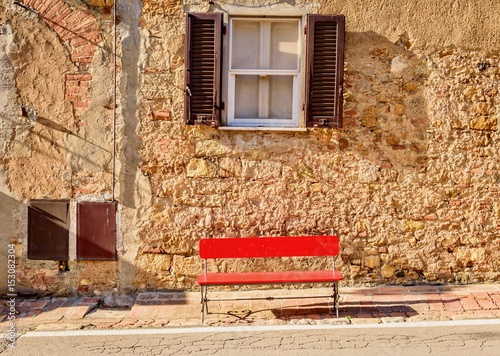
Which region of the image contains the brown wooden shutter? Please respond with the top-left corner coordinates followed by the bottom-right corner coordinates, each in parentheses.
top-left (185, 13), bottom-right (222, 127)
top-left (305, 14), bottom-right (345, 128)
top-left (28, 200), bottom-right (69, 260)
top-left (77, 202), bottom-right (117, 260)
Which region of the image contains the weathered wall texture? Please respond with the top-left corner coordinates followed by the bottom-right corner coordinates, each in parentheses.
top-left (1, 0), bottom-right (499, 297)
top-left (0, 0), bottom-right (118, 296)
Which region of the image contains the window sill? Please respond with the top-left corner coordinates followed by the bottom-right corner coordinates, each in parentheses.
top-left (218, 126), bottom-right (307, 132)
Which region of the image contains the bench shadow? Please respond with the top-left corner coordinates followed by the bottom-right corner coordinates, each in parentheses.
top-left (205, 300), bottom-right (421, 322)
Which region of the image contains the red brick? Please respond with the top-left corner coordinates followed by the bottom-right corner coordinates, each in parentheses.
top-left (441, 294), bottom-right (464, 312)
top-left (64, 11), bottom-right (89, 28)
top-left (72, 56), bottom-right (94, 64)
top-left (42, 1), bottom-right (65, 19)
top-left (52, 26), bottom-right (71, 41)
top-left (72, 20), bottom-right (95, 35)
top-left (459, 295), bottom-right (481, 311)
top-left (24, 0), bottom-right (39, 7)
top-left (65, 80), bottom-right (80, 87)
top-left (152, 110), bottom-right (171, 120)
top-left (71, 44), bottom-right (96, 56)
top-left (59, 9), bottom-right (81, 26)
top-left (80, 29), bottom-right (101, 41)
top-left (471, 292), bottom-right (497, 310)
top-left (65, 86), bottom-right (84, 94)
top-left (426, 294), bottom-right (445, 311)
top-left (70, 37), bottom-right (91, 48)
top-left (65, 305), bottom-right (91, 319)
top-left (73, 101), bottom-right (89, 108)
top-left (489, 293), bottom-right (500, 308)
top-left (50, 7), bottom-right (72, 25)
top-left (66, 73), bottom-right (92, 81)
top-left (28, 0), bottom-right (44, 9)
top-left (37, 0), bottom-right (55, 16)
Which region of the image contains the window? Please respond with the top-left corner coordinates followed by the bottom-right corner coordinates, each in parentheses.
top-left (185, 13), bottom-right (345, 129)
top-left (228, 18), bottom-right (300, 127)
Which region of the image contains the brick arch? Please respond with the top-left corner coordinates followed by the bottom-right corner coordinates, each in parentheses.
top-left (19, 0), bottom-right (103, 116)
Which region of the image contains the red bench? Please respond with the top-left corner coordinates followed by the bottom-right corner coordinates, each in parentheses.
top-left (196, 235), bottom-right (343, 323)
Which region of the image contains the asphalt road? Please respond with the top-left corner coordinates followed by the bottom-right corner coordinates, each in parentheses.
top-left (2, 321), bottom-right (500, 355)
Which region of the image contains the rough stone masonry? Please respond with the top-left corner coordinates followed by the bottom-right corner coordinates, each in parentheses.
top-left (0, 0), bottom-right (499, 298)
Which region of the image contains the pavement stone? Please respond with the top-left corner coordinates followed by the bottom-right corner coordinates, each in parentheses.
top-left (1, 284), bottom-right (500, 331)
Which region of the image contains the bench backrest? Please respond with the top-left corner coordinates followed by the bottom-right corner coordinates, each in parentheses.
top-left (199, 235), bottom-right (340, 259)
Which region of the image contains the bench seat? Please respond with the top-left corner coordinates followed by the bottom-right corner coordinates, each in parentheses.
top-left (196, 270), bottom-right (344, 285)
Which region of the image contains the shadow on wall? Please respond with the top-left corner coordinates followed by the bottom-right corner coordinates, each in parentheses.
top-left (342, 31), bottom-right (430, 172)
top-left (2, 113), bottom-right (112, 171)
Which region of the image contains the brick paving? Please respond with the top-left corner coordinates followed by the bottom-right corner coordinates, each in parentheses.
top-left (1, 284), bottom-right (499, 331)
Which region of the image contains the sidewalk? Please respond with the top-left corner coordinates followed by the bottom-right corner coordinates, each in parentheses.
top-left (1, 284), bottom-right (500, 332)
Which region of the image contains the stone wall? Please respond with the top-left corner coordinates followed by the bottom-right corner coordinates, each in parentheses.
top-left (1, 0), bottom-right (499, 297)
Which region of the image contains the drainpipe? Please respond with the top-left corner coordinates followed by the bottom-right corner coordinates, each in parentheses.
top-left (112, 0), bottom-right (117, 202)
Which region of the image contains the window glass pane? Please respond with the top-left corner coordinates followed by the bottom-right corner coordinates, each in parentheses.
top-left (235, 75), bottom-right (259, 118)
top-left (270, 21), bottom-right (298, 70)
top-left (269, 76), bottom-right (293, 119)
top-left (232, 21), bottom-right (260, 69)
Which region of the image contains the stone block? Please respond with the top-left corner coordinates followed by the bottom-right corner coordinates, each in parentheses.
top-left (186, 159), bottom-right (218, 178)
top-left (365, 255), bottom-right (381, 269)
top-left (381, 264), bottom-right (395, 278)
top-left (405, 220), bottom-right (425, 231)
top-left (136, 254), bottom-right (172, 272)
top-left (219, 157), bottom-right (242, 177)
top-left (195, 140), bottom-right (232, 157)
top-left (469, 116), bottom-right (497, 131)
top-left (385, 133), bottom-right (400, 146)
top-left (171, 256), bottom-right (202, 277)
top-left (474, 103), bottom-right (491, 115)
top-left (394, 104), bottom-right (406, 115)
top-left (390, 56), bottom-right (408, 76)
top-left (242, 160), bottom-right (281, 179)
top-left (360, 106), bottom-right (379, 128)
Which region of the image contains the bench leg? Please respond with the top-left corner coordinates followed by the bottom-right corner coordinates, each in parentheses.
top-left (333, 282), bottom-right (339, 318)
top-left (200, 286), bottom-right (205, 325)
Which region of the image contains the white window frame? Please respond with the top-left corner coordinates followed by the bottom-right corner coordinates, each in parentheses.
top-left (226, 17), bottom-right (301, 128)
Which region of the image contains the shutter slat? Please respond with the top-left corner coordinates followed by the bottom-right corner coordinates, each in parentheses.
top-left (185, 13), bottom-right (222, 126)
top-left (305, 14), bottom-right (345, 128)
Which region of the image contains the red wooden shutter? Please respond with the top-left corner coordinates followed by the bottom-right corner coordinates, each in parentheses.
top-left (185, 13), bottom-right (222, 127)
top-left (77, 202), bottom-right (117, 260)
top-left (305, 15), bottom-right (345, 128)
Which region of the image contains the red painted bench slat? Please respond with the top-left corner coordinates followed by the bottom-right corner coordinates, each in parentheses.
top-left (199, 235), bottom-right (340, 259)
top-left (196, 270), bottom-right (344, 285)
